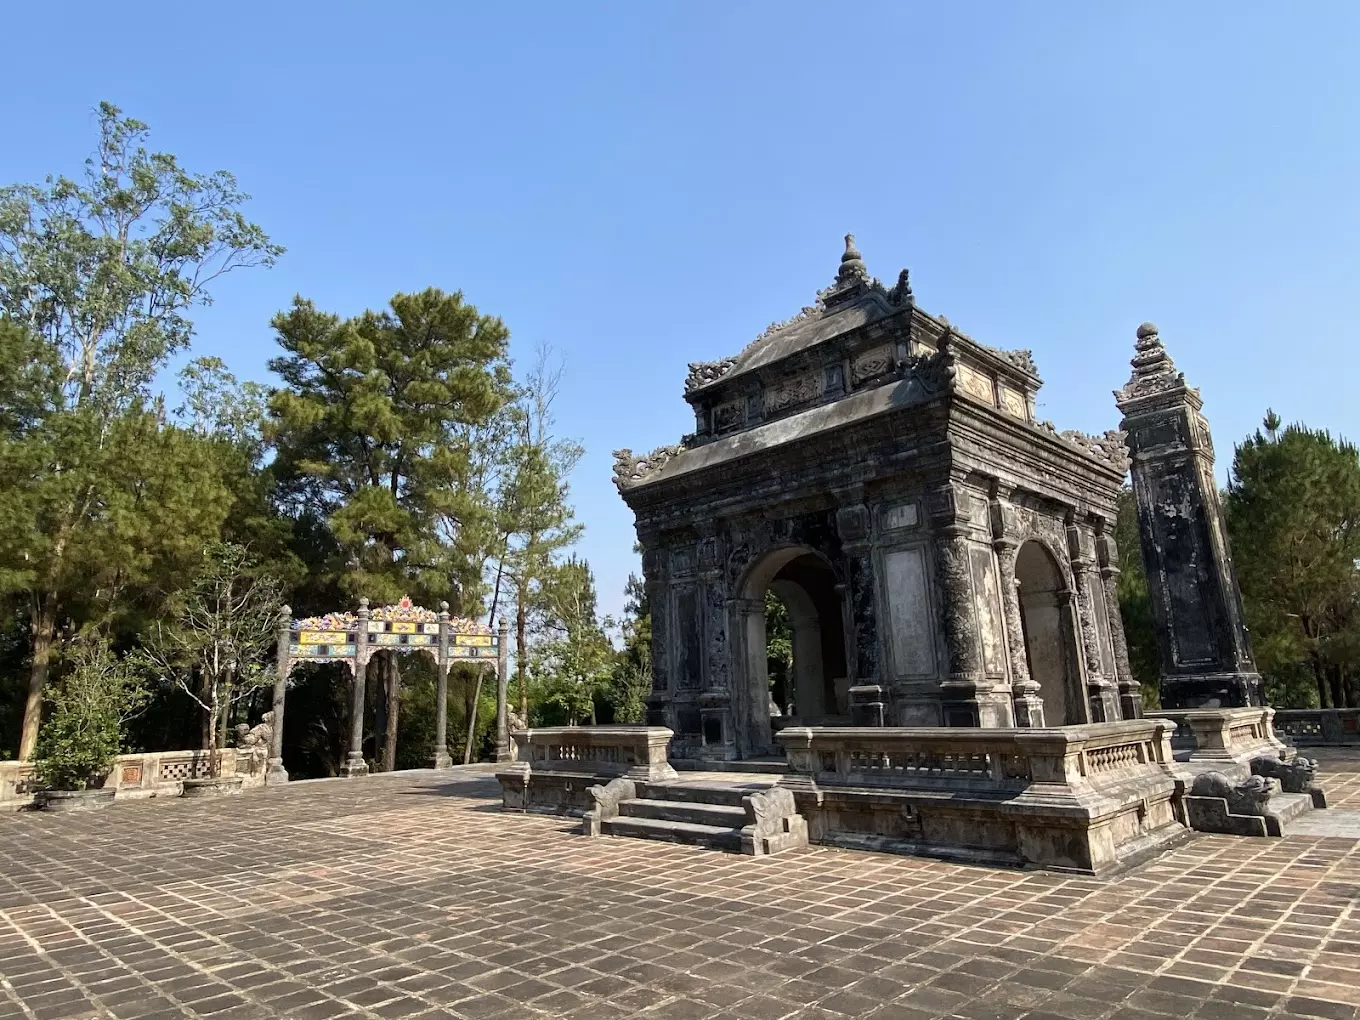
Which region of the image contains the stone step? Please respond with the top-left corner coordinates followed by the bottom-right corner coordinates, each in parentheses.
top-left (637, 780), bottom-right (769, 808)
top-left (620, 797), bottom-right (747, 828)
top-left (1268, 792), bottom-right (1315, 831)
top-left (602, 815), bottom-right (744, 851)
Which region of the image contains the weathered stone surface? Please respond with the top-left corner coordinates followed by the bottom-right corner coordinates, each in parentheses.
top-left (1115, 323), bottom-right (1264, 709)
top-left (777, 719), bottom-right (1189, 875)
top-left (618, 238), bottom-right (1136, 757)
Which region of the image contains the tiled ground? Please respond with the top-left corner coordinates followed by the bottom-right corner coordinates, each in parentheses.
top-left (1, 752), bottom-right (1358, 1020)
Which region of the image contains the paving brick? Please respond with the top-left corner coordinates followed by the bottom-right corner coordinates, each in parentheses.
top-left (0, 757), bottom-right (1355, 1020)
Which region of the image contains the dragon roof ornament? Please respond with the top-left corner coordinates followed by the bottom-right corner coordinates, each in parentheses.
top-left (612, 444), bottom-right (685, 491)
top-left (1036, 421), bottom-right (1130, 476)
top-left (369, 595), bottom-right (439, 623)
top-left (292, 611), bottom-right (358, 632)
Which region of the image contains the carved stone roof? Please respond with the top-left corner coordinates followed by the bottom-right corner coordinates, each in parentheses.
top-left (1115, 322), bottom-right (1198, 407)
top-left (685, 235), bottom-right (913, 396)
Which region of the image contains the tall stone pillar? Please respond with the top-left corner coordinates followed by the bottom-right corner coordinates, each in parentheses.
top-left (697, 522), bottom-right (733, 755)
top-left (266, 607), bottom-right (292, 785)
top-left (1097, 527), bottom-right (1141, 719)
top-left (642, 546), bottom-right (672, 728)
top-left (990, 498), bottom-right (1044, 727)
top-left (1067, 519), bottom-right (1119, 722)
top-left (432, 602), bottom-right (453, 769)
top-left (928, 483), bottom-right (1011, 727)
top-left (340, 598), bottom-right (371, 778)
top-left (1114, 323), bottom-right (1264, 708)
top-left (495, 616), bottom-right (511, 762)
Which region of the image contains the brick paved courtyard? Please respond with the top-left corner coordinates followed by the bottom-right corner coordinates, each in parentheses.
top-left (1, 751), bottom-right (1358, 1020)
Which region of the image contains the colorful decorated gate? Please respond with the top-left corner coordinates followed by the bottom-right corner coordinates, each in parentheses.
top-left (268, 596), bottom-right (510, 781)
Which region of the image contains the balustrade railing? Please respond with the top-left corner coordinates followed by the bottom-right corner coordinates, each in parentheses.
top-left (0, 747), bottom-right (266, 810)
top-left (1273, 709), bottom-right (1360, 746)
top-left (777, 719), bottom-right (1177, 793)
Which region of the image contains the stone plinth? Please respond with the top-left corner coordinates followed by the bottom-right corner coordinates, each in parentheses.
top-left (497, 726), bottom-right (678, 816)
top-left (776, 721), bottom-right (1189, 875)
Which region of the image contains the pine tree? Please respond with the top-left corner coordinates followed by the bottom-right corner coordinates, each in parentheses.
top-left (1226, 412), bottom-right (1360, 708)
top-left (267, 288), bottom-right (512, 769)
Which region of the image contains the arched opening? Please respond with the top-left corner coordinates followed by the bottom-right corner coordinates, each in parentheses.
top-left (736, 546), bottom-right (848, 757)
top-left (1015, 541), bottom-right (1083, 726)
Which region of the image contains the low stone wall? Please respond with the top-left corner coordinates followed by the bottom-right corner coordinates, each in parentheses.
top-left (1274, 709), bottom-right (1360, 746)
top-left (0, 748), bottom-right (266, 812)
top-left (496, 726), bottom-right (678, 816)
top-left (775, 720), bottom-right (1189, 876)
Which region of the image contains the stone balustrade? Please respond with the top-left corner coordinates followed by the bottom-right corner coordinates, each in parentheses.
top-left (1157, 707), bottom-right (1291, 766)
top-left (775, 720), bottom-right (1188, 875)
top-left (1273, 708), bottom-right (1360, 746)
top-left (497, 726), bottom-right (678, 815)
top-left (0, 747), bottom-right (267, 812)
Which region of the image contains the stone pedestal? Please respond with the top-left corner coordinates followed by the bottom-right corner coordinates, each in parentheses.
top-left (1115, 323), bottom-right (1264, 709)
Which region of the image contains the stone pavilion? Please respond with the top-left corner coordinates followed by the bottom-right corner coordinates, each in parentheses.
top-left (614, 237), bottom-right (1140, 760)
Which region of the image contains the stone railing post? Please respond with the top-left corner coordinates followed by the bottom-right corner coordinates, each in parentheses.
top-left (341, 598), bottom-right (371, 778)
top-left (432, 602), bottom-right (453, 769)
top-left (267, 606), bottom-right (292, 785)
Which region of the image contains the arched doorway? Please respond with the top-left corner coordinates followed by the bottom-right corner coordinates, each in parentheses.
top-left (735, 547), bottom-right (848, 757)
top-left (1014, 541), bottom-right (1084, 726)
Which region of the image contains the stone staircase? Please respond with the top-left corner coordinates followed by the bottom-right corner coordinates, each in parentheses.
top-left (583, 776), bottom-right (808, 855)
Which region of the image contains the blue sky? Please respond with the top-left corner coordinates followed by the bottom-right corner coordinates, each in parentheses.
top-left (3, 2), bottom-right (1357, 622)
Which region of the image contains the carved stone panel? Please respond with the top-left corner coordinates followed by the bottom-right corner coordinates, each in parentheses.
top-left (958, 363), bottom-right (996, 405)
top-left (651, 587), bottom-right (671, 693)
top-left (882, 546), bottom-right (936, 678)
top-left (851, 344), bottom-right (894, 384)
top-left (712, 399), bottom-right (744, 433)
top-left (703, 580), bottom-right (728, 692)
top-left (674, 585), bottom-right (702, 690)
top-left (881, 502), bottom-right (919, 532)
top-left (970, 547), bottom-right (1008, 677)
top-left (999, 385), bottom-right (1027, 419)
top-left (763, 371), bottom-right (822, 414)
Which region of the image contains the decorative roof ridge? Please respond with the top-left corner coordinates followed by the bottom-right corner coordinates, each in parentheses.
top-left (1114, 322), bottom-right (1199, 406)
top-left (1035, 420), bottom-right (1130, 475)
top-left (612, 443), bottom-right (686, 492)
top-left (683, 236), bottom-right (913, 395)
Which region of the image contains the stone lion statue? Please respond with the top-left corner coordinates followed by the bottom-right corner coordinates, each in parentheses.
top-left (233, 711), bottom-right (275, 752)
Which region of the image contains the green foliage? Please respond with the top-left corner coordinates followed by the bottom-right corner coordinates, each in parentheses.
top-left (1226, 412), bottom-right (1360, 707)
top-left (34, 635), bottom-right (147, 791)
top-left (607, 568), bottom-right (651, 724)
top-left (267, 288), bottom-right (513, 612)
top-left (142, 544), bottom-right (284, 772)
top-left (528, 558), bottom-right (612, 725)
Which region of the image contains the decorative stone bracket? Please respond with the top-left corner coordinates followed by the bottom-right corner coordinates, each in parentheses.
top-left (1186, 771), bottom-right (1286, 837)
top-left (582, 777), bottom-right (637, 836)
top-left (739, 786), bottom-right (808, 856)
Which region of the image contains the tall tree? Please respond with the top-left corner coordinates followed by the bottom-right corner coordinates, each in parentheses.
top-left (267, 288), bottom-right (512, 770)
top-left (142, 543), bottom-right (284, 774)
top-left (1225, 411), bottom-right (1360, 708)
top-left (609, 563), bottom-right (651, 723)
top-left (529, 557), bottom-right (611, 725)
top-left (0, 102), bottom-right (280, 758)
top-left (499, 346), bottom-right (583, 717)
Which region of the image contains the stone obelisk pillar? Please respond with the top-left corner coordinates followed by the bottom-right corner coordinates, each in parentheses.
top-left (1114, 323), bottom-right (1263, 709)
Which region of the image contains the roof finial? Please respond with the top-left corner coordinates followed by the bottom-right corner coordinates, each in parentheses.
top-left (836, 232), bottom-right (868, 286)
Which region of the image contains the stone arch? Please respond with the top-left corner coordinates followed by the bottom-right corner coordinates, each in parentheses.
top-left (1014, 540), bottom-right (1085, 726)
top-left (732, 545), bottom-right (848, 757)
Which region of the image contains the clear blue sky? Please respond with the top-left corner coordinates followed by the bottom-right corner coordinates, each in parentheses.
top-left (4, 3), bottom-right (1358, 622)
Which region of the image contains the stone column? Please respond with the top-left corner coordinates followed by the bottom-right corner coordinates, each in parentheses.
top-left (432, 602), bottom-right (453, 769)
top-left (1067, 521), bottom-right (1119, 723)
top-left (266, 607), bottom-right (292, 785)
top-left (1097, 528), bottom-right (1141, 719)
top-left (1115, 322), bottom-right (1264, 708)
top-left (340, 598), bottom-right (371, 778)
top-left (495, 616), bottom-right (511, 762)
top-left (835, 494), bottom-right (880, 706)
top-left (990, 495), bottom-right (1043, 727)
